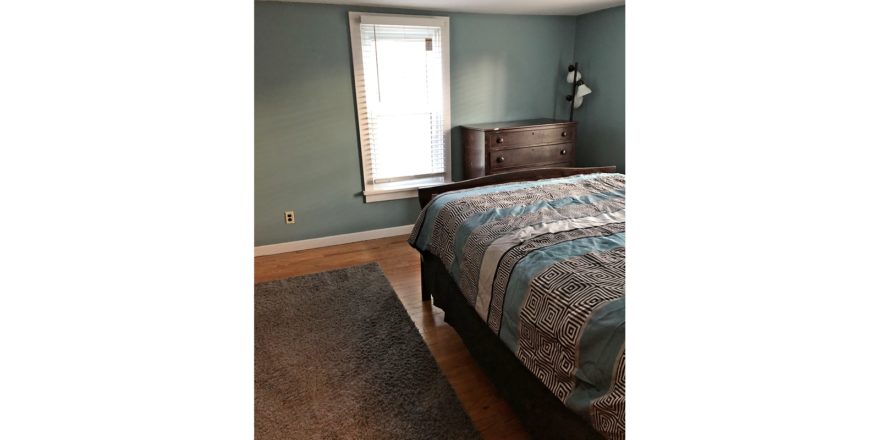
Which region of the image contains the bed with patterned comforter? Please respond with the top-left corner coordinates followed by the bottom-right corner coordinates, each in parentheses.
top-left (408, 172), bottom-right (625, 440)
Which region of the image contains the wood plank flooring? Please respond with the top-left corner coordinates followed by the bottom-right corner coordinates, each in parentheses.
top-left (255, 235), bottom-right (529, 439)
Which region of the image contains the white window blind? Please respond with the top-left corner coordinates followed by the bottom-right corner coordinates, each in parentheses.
top-left (350, 13), bottom-right (451, 201)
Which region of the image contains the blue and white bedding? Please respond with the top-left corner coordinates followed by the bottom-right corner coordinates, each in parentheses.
top-left (408, 173), bottom-right (625, 440)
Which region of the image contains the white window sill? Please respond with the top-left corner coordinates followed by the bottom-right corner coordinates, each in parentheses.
top-left (363, 176), bottom-right (449, 203)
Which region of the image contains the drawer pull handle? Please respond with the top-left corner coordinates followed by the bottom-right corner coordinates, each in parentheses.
top-left (496, 156), bottom-right (505, 163)
top-left (561, 149), bottom-right (567, 155)
top-left (561, 131), bottom-right (567, 137)
top-left (496, 137), bottom-right (504, 144)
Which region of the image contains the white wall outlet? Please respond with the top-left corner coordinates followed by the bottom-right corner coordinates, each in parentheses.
top-left (285, 211), bottom-right (295, 224)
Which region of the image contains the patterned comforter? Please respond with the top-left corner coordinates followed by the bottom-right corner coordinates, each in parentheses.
top-left (408, 173), bottom-right (625, 440)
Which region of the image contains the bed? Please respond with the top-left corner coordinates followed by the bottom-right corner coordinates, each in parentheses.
top-left (409, 166), bottom-right (624, 440)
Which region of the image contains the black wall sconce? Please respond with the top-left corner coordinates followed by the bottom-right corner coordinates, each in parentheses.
top-left (566, 63), bottom-right (592, 121)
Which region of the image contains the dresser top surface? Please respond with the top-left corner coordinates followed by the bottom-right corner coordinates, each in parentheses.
top-left (460, 118), bottom-right (572, 131)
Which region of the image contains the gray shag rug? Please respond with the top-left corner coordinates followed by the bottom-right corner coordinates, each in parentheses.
top-left (255, 263), bottom-right (480, 440)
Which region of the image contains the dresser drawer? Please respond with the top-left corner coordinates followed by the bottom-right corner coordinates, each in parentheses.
top-left (489, 126), bottom-right (574, 149)
top-left (539, 126), bottom-right (574, 145)
top-left (490, 143), bottom-right (573, 170)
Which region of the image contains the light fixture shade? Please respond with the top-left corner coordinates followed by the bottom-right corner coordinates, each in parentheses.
top-left (576, 83), bottom-right (592, 97)
top-left (573, 95), bottom-right (584, 109)
top-left (566, 70), bottom-right (582, 84)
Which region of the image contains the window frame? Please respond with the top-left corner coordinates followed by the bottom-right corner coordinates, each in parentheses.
top-left (348, 12), bottom-right (452, 203)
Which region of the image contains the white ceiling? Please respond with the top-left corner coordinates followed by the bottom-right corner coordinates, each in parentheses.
top-left (267, 0), bottom-right (624, 16)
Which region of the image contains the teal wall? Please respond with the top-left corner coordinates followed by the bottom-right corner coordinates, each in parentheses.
top-left (255, 2), bottom-right (576, 246)
top-left (573, 6), bottom-right (625, 173)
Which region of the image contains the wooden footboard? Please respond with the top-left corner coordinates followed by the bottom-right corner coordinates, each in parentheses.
top-left (417, 166), bottom-right (616, 208)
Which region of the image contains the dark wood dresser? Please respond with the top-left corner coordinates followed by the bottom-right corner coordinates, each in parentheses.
top-left (461, 118), bottom-right (576, 179)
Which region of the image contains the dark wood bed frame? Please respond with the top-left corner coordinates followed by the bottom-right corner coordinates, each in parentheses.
top-left (415, 166), bottom-right (616, 440)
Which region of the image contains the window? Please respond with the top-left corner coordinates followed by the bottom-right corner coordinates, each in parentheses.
top-left (349, 12), bottom-right (451, 203)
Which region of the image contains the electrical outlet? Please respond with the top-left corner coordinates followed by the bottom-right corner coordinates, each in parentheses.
top-left (285, 211), bottom-right (295, 224)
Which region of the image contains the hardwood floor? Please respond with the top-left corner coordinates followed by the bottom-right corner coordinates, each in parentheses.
top-left (255, 235), bottom-right (529, 439)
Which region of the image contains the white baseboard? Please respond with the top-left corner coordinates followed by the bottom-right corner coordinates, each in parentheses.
top-left (254, 224), bottom-right (414, 257)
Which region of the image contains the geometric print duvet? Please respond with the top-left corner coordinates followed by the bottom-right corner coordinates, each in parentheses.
top-left (408, 173), bottom-right (625, 440)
